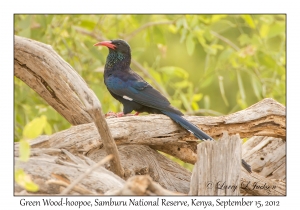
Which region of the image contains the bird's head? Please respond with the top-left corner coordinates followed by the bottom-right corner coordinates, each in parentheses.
top-left (94, 39), bottom-right (131, 55)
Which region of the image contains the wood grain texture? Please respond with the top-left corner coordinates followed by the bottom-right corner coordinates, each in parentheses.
top-left (14, 35), bottom-right (124, 177)
top-left (14, 153), bottom-right (125, 195)
top-left (14, 145), bottom-right (191, 194)
top-left (189, 133), bottom-right (242, 195)
top-left (22, 96), bottom-right (285, 165)
top-left (242, 136), bottom-right (286, 180)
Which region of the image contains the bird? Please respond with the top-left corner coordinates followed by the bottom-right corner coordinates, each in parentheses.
top-left (94, 39), bottom-right (251, 173)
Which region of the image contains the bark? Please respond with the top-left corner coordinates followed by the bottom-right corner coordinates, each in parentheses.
top-left (21, 97), bottom-right (285, 165)
top-left (242, 136), bottom-right (286, 180)
top-left (14, 153), bottom-right (125, 195)
top-left (189, 133), bottom-right (242, 195)
top-left (15, 145), bottom-right (191, 194)
top-left (14, 35), bottom-right (124, 177)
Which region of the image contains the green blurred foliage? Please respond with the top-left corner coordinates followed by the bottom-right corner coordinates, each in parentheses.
top-left (14, 15), bottom-right (286, 170)
top-left (15, 168), bottom-right (39, 192)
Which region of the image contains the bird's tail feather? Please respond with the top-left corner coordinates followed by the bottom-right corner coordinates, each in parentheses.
top-left (162, 110), bottom-right (252, 173)
top-left (161, 111), bottom-right (213, 141)
top-left (242, 159), bottom-right (252, 173)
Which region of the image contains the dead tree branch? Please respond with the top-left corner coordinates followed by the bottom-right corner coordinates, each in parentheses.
top-left (189, 132), bottom-right (242, 195)
top-left (14, 35), bottom-right (124, 177)
top-left (20, 97), bottom-right (285, 165)
top-left (60, 154), bottom-right (113, 195)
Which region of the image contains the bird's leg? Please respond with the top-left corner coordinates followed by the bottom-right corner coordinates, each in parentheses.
top-left (105, 111), bottom-right (125, 118)
top-left (134, 112), bottom-right (140, 116)
top-left (116, 112), bottom-right (125, 117)
top-left (105, 111), bottom-right (117, 118)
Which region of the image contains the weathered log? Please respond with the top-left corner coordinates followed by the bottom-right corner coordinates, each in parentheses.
top-left (15, 148), bottom-right (185, 195)
top-left (16, 97), bottom-right (285, 165)
top-left (106, 175), bottom-right (185, 195)
top-left (188, 133), bottom-right (286, 196)
top-left (60, 154), bottom-right (113, 195)
top-left (15, 145), bottom-right (192, 194)
top-left (14, 153), bottom-right (125, 195)
top-left (189, 133), bottom-right (242, 195)
top-left (242, 136), bottom-right (286, 180)
top-left (14, 35), bottom-right (93, 125)
top-left (240, 170), bottom-right (286, 195)
top-left (14, 35), bottom-right (124, 177)
top-left (87, 145), bottom-right (191, 193)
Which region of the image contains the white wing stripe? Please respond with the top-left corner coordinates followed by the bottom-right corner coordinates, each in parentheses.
top-left (123, 95), bottom-right (133, 101)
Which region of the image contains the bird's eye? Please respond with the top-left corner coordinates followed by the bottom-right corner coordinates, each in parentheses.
top-left (117, 43), bottom-right (120, 45)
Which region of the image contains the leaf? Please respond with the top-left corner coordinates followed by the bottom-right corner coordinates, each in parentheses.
top-left (258, 51), bottom-right (277, 69)
top-left (238, 34), bottom-right (252, 46)
top-left (170, 99), bottom-right (182, 109)
top-left (153, 26), bottom-right (166, 44)
top-left (180, 28), bottom-right (187, 43)
top-left (268, 22), bottom-right (285, 38)
top-left (242, 138), bottom-right (248, 144)
top-left (192, 93), bottom-right (203, 102)
top-left (205, 45), bottom-right (218, 55)
top-left (218, 48), bottom-right (234, 64)
top-left (218, 76), bottom-right (229, 107)
top-left (259, 24), bottom-right (269, 38)
top-left (251, 76), bottom-right (262, 100)
top-left (174, 80), bottom-right (190, 89)
top-left (15, 169), bottom-right (39, 192)
top-left (19, 139), bottom-right (30, 162)
top-left (18, 15), bottom-right (31, 30)
top-left (204, 95), bottom-right (210, 110)
top-left (186, 33), bottom-right (195, 56)
top-left (210, 20), bottom-right (236, 33)
top-left (211, 44), bottom-right (224, 50)
top-left (199, 75), bottom-right (214, 89)
top-left (237, 70), bottom-right (246, 100)
top-left (168, 25), bottom-right (177, 33)
top-left (79, 20), bottom-right (96, 30)
top-left (180, 93), bottom-right (193, 112)
top-left (211, 15), bottom-right (228, 23)
top-left (37, 15), bottom-right (48, 29)
top-left (191, 102), bottom-right (199, 110)
top-left (131, 47), bottom-right (145, 58)
top-left (251, 34), bottom-right (263, 46)
top-left (23, 115), bottom-right (47, 139)
top-left (159, 66), bottom-right (189, 79)
top-left (237, 98), bottom-right (247, 109)
top-left (149, 68), bottom-right (163, 84)
top-left (242, 15), bottom-right (255, 29)
top-left (44, 122), bottom-right (52, 135)
top-left (18, 28), bottom-right (31, 38)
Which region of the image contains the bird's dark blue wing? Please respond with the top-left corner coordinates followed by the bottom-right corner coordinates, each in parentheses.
top-left (105, 71), bottom-right (180, 114)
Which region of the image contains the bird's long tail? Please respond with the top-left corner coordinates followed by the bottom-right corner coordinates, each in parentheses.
top-left (162, 111), bottom-right (213, 141)
top-left (161, 110), bottom-right (252, 173)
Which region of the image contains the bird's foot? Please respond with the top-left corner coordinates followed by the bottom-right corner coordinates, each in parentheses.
top-left (105, 111), bottom-right (125, 118)
top-left (116, 112), bottom-right (125, 117)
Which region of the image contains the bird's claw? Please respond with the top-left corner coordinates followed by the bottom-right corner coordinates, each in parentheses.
top-left (105, 111), bottom-right (124, 118)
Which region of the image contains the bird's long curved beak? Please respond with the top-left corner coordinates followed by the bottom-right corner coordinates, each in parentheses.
top-left (93, 41), bottom-right (116, 49)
